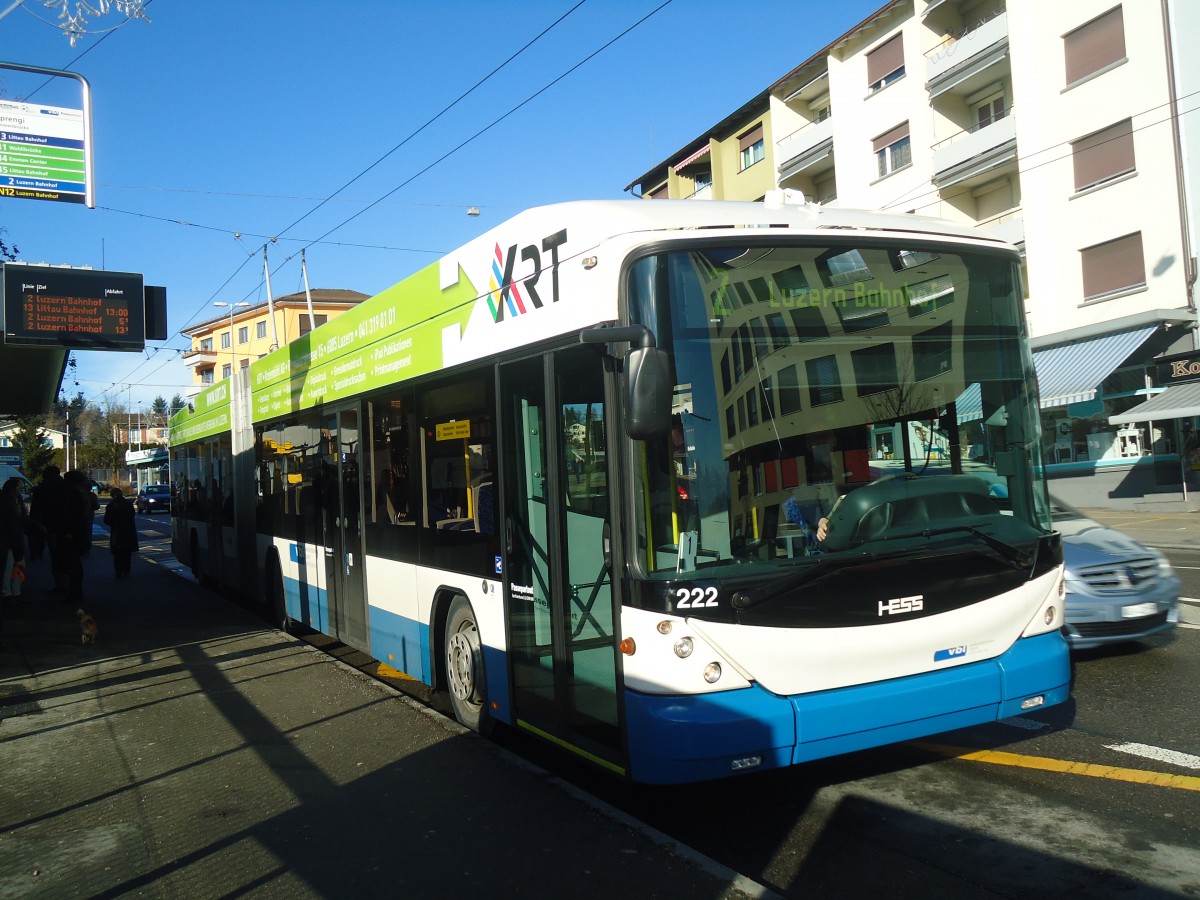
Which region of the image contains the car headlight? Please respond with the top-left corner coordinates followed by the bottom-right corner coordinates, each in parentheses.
top-left (1152, 551), bottom-right (1175, 577)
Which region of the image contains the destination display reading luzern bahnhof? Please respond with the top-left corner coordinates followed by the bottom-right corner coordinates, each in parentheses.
top-left (2, 263), bottom-right (145, 350)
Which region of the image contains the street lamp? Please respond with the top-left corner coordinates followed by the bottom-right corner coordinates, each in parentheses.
top-left (213, 301), bottom-right (249, 381)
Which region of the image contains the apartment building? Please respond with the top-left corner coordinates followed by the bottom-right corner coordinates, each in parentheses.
top-left (180, 288), bottom-right (368, 396)
top-left (625, 0), bottom-right (1198, 508)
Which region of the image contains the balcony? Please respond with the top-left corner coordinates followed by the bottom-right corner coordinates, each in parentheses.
top-left (979, 210), bottom-right (1024, 248)
top-left (181, 347), bottom-right (218, 368)
top-left (932, 114), bottom-right (1017, 188)
top-left (926, 10), bottom-right (1009, 99)
top-left (776, 116), bottom-right (834, 183)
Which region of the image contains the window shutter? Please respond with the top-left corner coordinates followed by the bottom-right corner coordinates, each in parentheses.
top-left (866, 34), bottom-right (904, 85)
top-left (739, 124), bottom-right (764, 151)
top-left (872, 122), bottom-right (909, 153)
top-left (1072, 119), bottom-right (1134, 190)
top-left (1064, 6), bottom-right (1125, 85)
top-left (1081, 232), bottom-right (1144, 298)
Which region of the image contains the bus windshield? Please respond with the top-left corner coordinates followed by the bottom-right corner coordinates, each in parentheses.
top-left (626, 241), bottom-right (1051, 579)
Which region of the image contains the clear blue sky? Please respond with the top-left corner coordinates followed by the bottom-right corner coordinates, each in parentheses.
top-left (1, 0), bottom-right (883, 412)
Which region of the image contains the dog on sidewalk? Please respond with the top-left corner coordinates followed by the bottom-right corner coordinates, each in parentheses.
top-left (76, 608), bottom-right (98, 645)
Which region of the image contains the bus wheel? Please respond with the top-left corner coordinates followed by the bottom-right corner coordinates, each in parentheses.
top-left (445, 596), bottom-right (492, 735)
top-left (268, 559), bottom-right (292, 634)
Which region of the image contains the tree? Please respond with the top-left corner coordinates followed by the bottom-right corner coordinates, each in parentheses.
top-left (0, 226), bottom-right (17, 262)
top-left (6, 1), bottom-right (152, 47)
top-left (12, 415), bottom-right (54, 480)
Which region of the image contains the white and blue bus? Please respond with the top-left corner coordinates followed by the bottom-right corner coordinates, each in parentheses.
top-left (169, 197), bottom-right (1070, 784)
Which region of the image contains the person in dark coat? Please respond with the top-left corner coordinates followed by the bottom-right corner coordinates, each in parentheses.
top-left (61, 470), bottom-right (92, 603)
top-left (0, 477), bottom-right (26, 648)
top-left (2, 477), bottom-right (28, 598)
top-left (29, 465), bottom-right (68, 591)
top-left (103, 488), bottom-right (139, 577)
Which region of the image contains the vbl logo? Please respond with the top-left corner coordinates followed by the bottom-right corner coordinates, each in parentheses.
top-left (488, 228), bottom-right (568, 323)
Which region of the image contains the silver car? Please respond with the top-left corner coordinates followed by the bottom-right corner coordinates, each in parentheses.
top-left (1053, 497), bottom-right (1180, 650)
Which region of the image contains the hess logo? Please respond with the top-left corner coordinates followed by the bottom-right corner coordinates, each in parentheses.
top-left (878, 594), bottom-right (924, 617)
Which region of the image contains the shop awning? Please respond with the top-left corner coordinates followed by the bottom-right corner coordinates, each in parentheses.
top-left (1032, 326), bottom-right (1157, 409)
top-left (1108, 381), bottom-right (1200, 424)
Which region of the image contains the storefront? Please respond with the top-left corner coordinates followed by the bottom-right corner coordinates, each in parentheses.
top-left (1032, 310), bottom-right (1199, 509)
top-left (125, 446), bottom-right (170, 492)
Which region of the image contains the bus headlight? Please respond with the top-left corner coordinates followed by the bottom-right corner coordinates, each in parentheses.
top-left (703, 662), bottom-right (722, 683)
top-left (1044, 606), bottom-right (1055, 625)
top-left (673, 637), bottom-right (694, 658)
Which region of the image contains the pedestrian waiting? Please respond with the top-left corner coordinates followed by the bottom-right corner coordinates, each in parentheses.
top-left (103, 488), bottom-right (139, 577)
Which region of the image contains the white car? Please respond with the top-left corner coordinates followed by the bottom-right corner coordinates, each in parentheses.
top-left (1053, 497), bottom-right (1180, 650)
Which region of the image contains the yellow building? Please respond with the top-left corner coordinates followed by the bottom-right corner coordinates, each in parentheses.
top-left (181, 288), bottom-right (367, 394)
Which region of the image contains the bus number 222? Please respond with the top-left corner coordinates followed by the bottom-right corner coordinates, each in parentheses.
top-left (675, 587), bottom-right (719, 609)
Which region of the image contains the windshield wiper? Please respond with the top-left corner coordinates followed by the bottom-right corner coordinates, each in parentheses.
top-left (729, 551), bottom-right (896, 611)
top-left (884, 524), bottom-right (1032, 569)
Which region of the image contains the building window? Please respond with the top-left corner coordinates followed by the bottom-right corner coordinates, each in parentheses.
top-left (905, 274), bottom-right (955, 316)
top-left (1064, 6), bottom-right (1125, 87)
top-left (866, 34), bottom-right (905, 93)
top-left (914, 322), bottom-right (954, 382)
top-left (200, 338), bottom-right (213, 351)
top-left (852, 343), bottom-right (899, 397)
top-left (873, 122), bottom-right (911, 178)
top-left (298, 314), bottom-right (328, 337)
top-left (975, 96), bottom-right (1006, 129)
top-left (256, 321), bottom-right (267, 339)
top-left (240, 359), bottom-right (250, 369)
top-left (201, 370), bottom-right (214, 384)
top-left (1072, 118), bottom-right (1134, 192)
top-left (238, 326), bottom-right (249, 344)
top-left (739, 124), bottom-right (765, 171)
top-left (222, 364), bottom-right (232, 380)
top-left (1081, 232), bottom-right (1145, 300)
top-left (220, 332), bottom-right (231, 350)
top-left (778, 365), bottom-right (803, 415)
top-left (806, 355), bottom-right (843, 407)
top-left (691, 170), bottom-right (712, 197)
top-left (817, 248), bottom-right (871, 287)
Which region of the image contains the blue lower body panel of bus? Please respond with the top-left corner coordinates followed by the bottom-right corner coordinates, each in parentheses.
top-left (623, 631), bottom-right (1070, 785)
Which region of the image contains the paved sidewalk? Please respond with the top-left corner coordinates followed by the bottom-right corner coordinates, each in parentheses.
top-left (0, 530), bottom-right (764, 900)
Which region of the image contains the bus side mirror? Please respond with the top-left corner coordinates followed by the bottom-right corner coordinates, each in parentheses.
top-left (580, 324), bottom-right (673, 441)
top-left (624, 346), bottom-right (672, 440)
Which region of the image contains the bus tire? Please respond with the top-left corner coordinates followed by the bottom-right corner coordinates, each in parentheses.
top-left (268, 557), bottom-right (292, 634)
top-left (445, 596), bottom-right (492, 735)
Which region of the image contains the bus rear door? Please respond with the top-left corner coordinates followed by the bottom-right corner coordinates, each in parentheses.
top-left (320, 404), bottom-right (369, 650)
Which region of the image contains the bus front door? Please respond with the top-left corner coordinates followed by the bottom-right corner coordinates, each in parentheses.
top-left (320, 405), bottom-right (369, 651)
top-left (500, 350), bottom-right (622, 770)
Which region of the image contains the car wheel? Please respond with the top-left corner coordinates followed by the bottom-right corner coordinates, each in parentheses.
top-left (444, 596), bottom-right (492, 735)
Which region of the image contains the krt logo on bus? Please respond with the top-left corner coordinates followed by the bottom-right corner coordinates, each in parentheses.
top-left (487, 229), bottom-right (567, 323)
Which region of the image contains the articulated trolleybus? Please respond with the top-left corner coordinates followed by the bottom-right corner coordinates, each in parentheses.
top-left (169, 196), bottom-right (1069, 784)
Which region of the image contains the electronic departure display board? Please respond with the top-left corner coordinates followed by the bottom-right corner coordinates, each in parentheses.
top-left (2, 263), bottom-right (145, 350)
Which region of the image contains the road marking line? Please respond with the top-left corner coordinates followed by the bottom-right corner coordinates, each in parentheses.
top-left (1105, 742), bottom-right (1200, 769)
top-left (917, 743), bottom-right (1200, 792)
